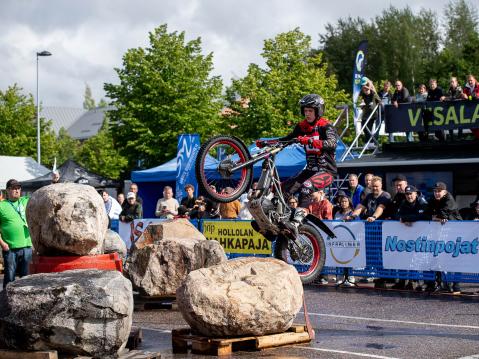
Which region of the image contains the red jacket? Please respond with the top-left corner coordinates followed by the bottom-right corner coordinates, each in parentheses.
top-left (463, 82), bottom-right (479, 100)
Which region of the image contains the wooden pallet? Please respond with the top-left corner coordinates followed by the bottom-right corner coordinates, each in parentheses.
top-left (73, 349), bottom-right (160, 359)
top-left (133, 294), bottom-right (177, 311)
top-left (0, 350), bottom-right (58, 359)
top-left (172, 324), bottom-right (312, 356)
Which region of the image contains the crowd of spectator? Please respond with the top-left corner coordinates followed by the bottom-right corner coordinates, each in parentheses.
top-left (358, 74), bottom-right (479, 143)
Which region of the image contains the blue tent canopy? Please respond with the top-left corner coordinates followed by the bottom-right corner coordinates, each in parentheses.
top-left (131, 157), bottom-right (177, 182)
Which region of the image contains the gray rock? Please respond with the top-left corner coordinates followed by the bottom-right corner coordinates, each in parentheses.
top-left (176, 257), bottom-right (303, 337)
top-left (26, 183), bottom-right (108, 255)
top-left (104, 229), bottom-right (127, 260)
top-left (125, 219), bottom-right (226, 296)
top-left (0, 269), bottom-right (133, 358)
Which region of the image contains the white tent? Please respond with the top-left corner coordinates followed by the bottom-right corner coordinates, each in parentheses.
top-left (0, 156), bottom-right (49, 189)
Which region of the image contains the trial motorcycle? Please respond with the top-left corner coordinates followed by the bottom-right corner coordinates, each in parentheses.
top-left (195, 135), bottom-right (335, 284)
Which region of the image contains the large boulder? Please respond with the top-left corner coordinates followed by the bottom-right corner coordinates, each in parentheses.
top-left (0, 269), bottom-right (133, 358)
top-left (104, 229), bottom-right (127, 260)
top-left (177, 257), bottom-right (303, 337)
top-left (125, 219), bottom-right (227, 296)
top-left (26, 183), bottom-right (108, 255)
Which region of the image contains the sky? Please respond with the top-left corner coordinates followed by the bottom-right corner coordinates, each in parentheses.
top-left (0, 0), bottom-right (453, 109)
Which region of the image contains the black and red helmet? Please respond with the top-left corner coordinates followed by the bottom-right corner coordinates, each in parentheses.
top-left (299, 94), bottom-right (325, 118)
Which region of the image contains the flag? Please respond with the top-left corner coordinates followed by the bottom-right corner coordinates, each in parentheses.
top-left (352, 40), bottom-right (368, 134)
top-left (176, 134), bottom-right (201, 202)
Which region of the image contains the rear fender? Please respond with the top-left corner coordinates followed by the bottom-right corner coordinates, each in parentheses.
top-left (305, 214), bottom-right (336, 238)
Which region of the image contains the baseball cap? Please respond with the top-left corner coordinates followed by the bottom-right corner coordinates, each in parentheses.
top-left (360, 76), bottom-right (369, 86)
top-left (432, 182), bottom-right (447, 191)
top-left (404, 185), bottom-right (418, 193)
top-left (6, 179), bottom-right (21, 189)
top-left (127, 192), bottom-right (136, 199)
top-left (336, 190), bottom-right (347, 198)
top-left (392, 174), bottom-right (407, 182)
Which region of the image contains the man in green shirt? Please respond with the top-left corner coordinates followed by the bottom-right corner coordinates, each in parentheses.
top-left (0, 179), bottom-right (33, 288)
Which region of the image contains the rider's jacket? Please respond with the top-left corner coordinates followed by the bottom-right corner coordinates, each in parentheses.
top-left (281, 117), bottom-right (338, 175)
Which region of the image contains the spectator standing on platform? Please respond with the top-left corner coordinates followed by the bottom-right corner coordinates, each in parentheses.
top-left (117, 193), bottom-right (125, 208)
top-left (101, 190), bottom-right (123, 221)
top-left (462, 74), bottom-right (479, 100)
top-left (0, 179), bottom-right (33, 288)
top-left (180, 184), bottom-right (197, 214)
top-left (346, 174), bottom-right (364, 208)
top-left (119, 192), bottom-right (142, 223)
top-left (378, 81), bottom-right (392, 140)
top-left (129, 183), bottom-right (143, 205)
top-left (441, 77), bottom-right (464, 140)
top-left (346, 176), bottom-right (391, 222)
top-left (308, 189), bottom-right (333, 220)
top-left (358, 78), bottom-right (381, 145)
top-left (426, 79), bottom-right (446, 142)
top-left (219, 187), bottom-right (241, 219)
top-left (392, 80), bottom-right (413, 142)
top-left (427, 181), bottom-right (462, 293)
top-left (415, 84), bottom-right (428, 102)
top-left (155, 186), bottom-right (179, 219)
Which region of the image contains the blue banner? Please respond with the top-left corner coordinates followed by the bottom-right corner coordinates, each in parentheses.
top-left (352, 40), bottom-right (368, 131)
top-left (176, 134), bottom-right (201, 202)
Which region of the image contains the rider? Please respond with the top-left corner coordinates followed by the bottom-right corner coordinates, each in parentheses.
top-left (258, 94), bottom-right (338, 209)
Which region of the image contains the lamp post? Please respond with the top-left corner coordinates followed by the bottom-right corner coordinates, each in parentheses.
top-left (36, 50), bottom-right (52, 165)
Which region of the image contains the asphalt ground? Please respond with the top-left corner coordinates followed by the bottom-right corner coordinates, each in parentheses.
top-left (133, 283), bottom-right (479, 359)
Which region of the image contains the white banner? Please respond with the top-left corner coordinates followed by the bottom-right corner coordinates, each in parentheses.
top-left (382, 221), bottom-right (479, 272)
top-left (324, 221), bottom-right (366, 268)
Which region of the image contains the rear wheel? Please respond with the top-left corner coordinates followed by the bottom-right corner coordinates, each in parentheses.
top-left (274, 224), bottom-right (326, 284)
top-left (195, 135), bottom-right (253, 203)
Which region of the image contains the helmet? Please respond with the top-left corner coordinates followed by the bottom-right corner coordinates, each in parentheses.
top-left (299, 94), bottom-right (325, 118)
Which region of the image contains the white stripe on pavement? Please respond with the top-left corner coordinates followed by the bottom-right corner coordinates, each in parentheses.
top-left (300, 312), bottom-right (479, 330)
top-left (457, 355), bottom-right (479, 359)
top-left (297, 346), bottom-right (401, 359)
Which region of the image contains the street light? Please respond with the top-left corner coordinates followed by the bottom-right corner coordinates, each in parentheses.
top-left (36, 50), bottom-right (52, 165)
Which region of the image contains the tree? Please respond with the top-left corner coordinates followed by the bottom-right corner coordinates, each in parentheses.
top-left (55, 128), bottom-right (80, 164)
top-left (83, 84), bottom-right (96, 110)
top-left (223, 28), bottom-right (350, 144)
top-left (104, 24), bottom-right (223, 170)
top-left (74, 119), bottom-right (128, 179)
top-left (0, 85), bottom-right (57, 165)
top-left (443, 0), bottom-right (478, 52)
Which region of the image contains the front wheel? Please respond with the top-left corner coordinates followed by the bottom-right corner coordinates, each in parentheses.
top-left (195, 135), bottom-right (253, 203)
top-left (274, 223), bottom-right (326, 284)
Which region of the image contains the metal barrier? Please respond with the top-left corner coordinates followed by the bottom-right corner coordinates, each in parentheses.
top-left (112, 218), bottom-right (479, 283)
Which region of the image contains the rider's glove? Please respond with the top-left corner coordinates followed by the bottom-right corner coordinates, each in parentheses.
top-left (297, 136), bottom-right (311, 146)
top-left (255, 140), bottom-right (266, 148)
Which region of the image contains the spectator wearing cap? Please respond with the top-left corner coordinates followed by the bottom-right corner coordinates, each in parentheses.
top-left (129, 183), bottom-right (143, 205)
top-left (393, 185), bottom-right (431, 291)
top-left (387, 174), bottom-right (408, 219)
top-left (346, 174), bottom-right (364, 208)
top-left (428, 182), bottom-right (461, 224)
top-left (427, 181), bottom-right (462, 294)
top-left (0, 179), bottom-right (33, 288)
top-left (119, 192), bottom-right (143, 223)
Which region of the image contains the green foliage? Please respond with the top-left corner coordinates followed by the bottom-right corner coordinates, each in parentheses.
top-left (55, 128), bottom-right (80, 164)
top-left (83, 84), bottom-right (96, 110)
top-left (223, 28), bottom-right (350, 145)
top-left (0, 85), bottom-right (57, 166)
top-left (74, 120), bottom-right (128, 179)
top-left (104, 24), bottom-right (224, 170)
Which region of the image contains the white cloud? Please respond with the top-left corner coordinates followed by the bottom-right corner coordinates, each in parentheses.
top-left (0, 0), bottom-right (450, 108)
